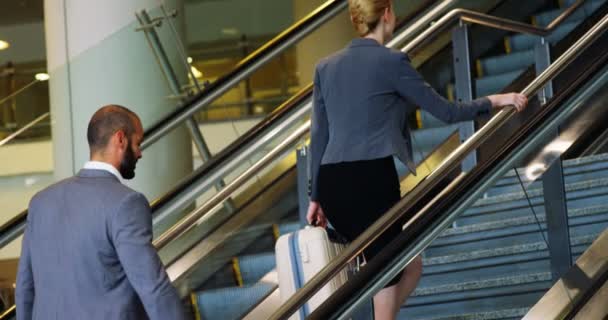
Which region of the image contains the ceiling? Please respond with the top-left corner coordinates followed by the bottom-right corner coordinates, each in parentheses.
top-left (0, 0), bottom-right (43, 27)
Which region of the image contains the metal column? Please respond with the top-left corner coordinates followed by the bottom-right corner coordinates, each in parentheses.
top-left (452, 22), bottom-right (476, 172)
top-left (535, 37), bottom-right (572, 281)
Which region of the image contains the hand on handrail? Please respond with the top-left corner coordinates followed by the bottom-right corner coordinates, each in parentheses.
top-left (488, 93), bottom-right (529, 112)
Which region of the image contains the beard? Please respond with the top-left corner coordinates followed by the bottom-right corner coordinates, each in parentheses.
top-left (119, 140), bottom-right (138, 180)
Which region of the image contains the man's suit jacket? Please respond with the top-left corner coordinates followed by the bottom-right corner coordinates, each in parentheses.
top-left (309, 38), bottom-right (493, 200)
top-left (16, 169), bottom-right (185, 320)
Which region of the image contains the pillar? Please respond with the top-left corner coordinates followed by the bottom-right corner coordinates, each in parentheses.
top-left (44, 0), bottom-right (192, 201)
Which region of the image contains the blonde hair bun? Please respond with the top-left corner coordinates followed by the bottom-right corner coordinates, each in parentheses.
top-left (348, 0), bottom-right (391, 36)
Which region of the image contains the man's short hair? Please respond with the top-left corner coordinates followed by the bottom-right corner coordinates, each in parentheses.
top-left (87, 105), bottom-right (139, 152)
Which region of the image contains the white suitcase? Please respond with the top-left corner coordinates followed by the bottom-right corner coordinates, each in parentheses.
top-left (275, 226), bottom-right (351, 319)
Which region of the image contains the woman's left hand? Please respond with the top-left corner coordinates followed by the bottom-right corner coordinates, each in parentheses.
top-left (306, 201), bottom-right (328, 228)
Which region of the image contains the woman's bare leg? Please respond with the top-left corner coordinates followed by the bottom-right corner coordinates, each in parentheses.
top-left (373, 255), bottom-right (423, 320)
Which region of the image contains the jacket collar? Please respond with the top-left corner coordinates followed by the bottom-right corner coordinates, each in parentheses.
top-left (77, 168), bottom-right (121, 182)
top-left (349, 37), bottom-right (382, 48)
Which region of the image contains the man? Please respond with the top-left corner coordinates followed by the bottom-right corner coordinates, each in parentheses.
top-left (15, 105), bottom-right (186, 320)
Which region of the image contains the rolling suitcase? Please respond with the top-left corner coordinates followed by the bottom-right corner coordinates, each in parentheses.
top-left (275, 226), bottom-right (372, 320)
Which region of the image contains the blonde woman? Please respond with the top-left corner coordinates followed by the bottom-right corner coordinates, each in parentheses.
top-left (306, 0), bottom-right (528, 319)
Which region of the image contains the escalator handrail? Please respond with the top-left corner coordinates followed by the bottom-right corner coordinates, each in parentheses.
top-left (0, 0), bottom-right (348, 249)
top-left (140, 0), bottom-right (348, 149)
top-left (312, 37), bottom-right (608, 320)
top-left (0, 0), bottom-right (437, 248)
top-left (268, 6), bottom-right (608, 320)
top-left (151, 0), bottom-right (524, 252)
top-left (147, 0), bottom-right (591, 272)
top-left (401, 1), bottom-right (585, 54)
top-left (0, 0), bottom-right (452, 250)
top-left (0, 113), bottom-right (50, 147)
top-left (148, 0), bottom-right (452, 225)
top-left (0, 2), bottom-right (591, 319)
top-left (0, 306), bottom-right (15, 320)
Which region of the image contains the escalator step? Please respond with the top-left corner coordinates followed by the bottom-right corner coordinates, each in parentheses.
top-left (429, 209), bottom-right (608, 257)
top-left (237, 252), bottom-right (276, 285)
top-left (193, 283), bottom-right (274, 320)
top-left (486, 153), bottom-right (608, 197)
top-left (477, 50), bottom-right (534, 78)
top-left (506, 21), bottom-right (579, 53)
top-left (411, 124), bottom-right (460, 152)
top-left (533, 5), bottom-right (587, 27)
top-left (474, 69), bottom-right (526, 98)
top-left (278, 221), bottom-right (300, 235)
top-left (459, 178), bottom-right (608, 226)
top-left (561, 0), bottom-right (606, 11)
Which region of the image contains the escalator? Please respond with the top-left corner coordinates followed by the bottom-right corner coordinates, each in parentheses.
top-left (179, 2), bottom-right (608, 319)
top-left (0, 0), bottom-right (452, 250)
top-left (157, 1), bottom-right (608, 319)
top-left (269, 6), bottom-right (608, 320)
top-left (0, 0), bottom-right (450, 317)
top-left (2, 0), bottom-right (607, 319)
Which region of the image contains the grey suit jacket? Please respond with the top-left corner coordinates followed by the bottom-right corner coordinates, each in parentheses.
top-left (16, 169), bottom-right (185, 320)
top-left (310, 38), bottom-right (492, 200)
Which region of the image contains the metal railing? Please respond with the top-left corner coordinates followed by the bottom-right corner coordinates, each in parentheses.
top-left (0, 112), bottom-right (50, 147)
top-left (140, 0), bottom-right (348, 149)
top-left (0, 0), bottom-right (597, 318)
top-left (0, 0), bottom-right (453, 251)
top-left (152, 0), bottom-right (589, 276)
top-left (148, 0), bottom-right (482, 252)
top-left (0, 0), bottom-right (348, 249)
top-left (270, 5), bottom-right (607, 320)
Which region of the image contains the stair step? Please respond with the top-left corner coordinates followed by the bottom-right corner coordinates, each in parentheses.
top-left (474, 69), bottom-right (526, 98)
top-left (455, 177), bottom-right (608, 226)
top-left (237, 253), bottom-right (276, 285)
top-left (193, 282), bottom-right (275, 320)
top-left (486, 154), bottom-right (608, 196)
top-left (424, 233), bottom-right (596, 270)
top-left (532, 4), bottom-right (589, 26)
top-left (412, 124), bottom-right (460, 150)
top-left (561, 0), bottom-right (606, 12)
top-left (477, 50), bottom-right (534, 78)
top-left (427, 219), bottom-right (607, 258)
top-left (506, 21), bottom-right (579, 53)
top-left (435, 205), bottom-right (608, 246)
top-left (399, 306), bottom-right (528, 320)
top-left (278, 220), bottom-right (301, 235)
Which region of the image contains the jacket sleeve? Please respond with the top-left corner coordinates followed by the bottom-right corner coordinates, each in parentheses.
top-left (391, 52), bottom-right (492, 123)
top-left (111, 192), bottom-right (186, 320)
top-left (309, 65), bottom-right (329, 202)
top-left (16, 210), bottom-right (35, 320)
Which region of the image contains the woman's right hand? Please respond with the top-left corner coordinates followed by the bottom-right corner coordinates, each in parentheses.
top-left (487, 93), bottom-right (529, 112)
top-left (306, 201), bottom-right (328, 228)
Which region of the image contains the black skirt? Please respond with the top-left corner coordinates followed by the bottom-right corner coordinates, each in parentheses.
top-left (318, 156), bottom-right (403, 287)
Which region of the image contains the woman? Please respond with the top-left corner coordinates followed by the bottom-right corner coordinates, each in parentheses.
top-left (306, 0), bottom-right (528, 319)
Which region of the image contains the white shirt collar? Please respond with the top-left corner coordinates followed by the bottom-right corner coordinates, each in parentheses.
top-left (83, 161), bottom-right (123, 183)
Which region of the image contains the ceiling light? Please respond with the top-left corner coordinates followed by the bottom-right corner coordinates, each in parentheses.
top-left (190, 66), bottom-right (203, 79)
top-left (221, 28), bottom-right (239, 36)
top-left (0, 40), bottom-right (9, 50)
top-left (187, 57), bottom-right (193, 64)
top-left (35, 73), bottom-right (50, 81)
